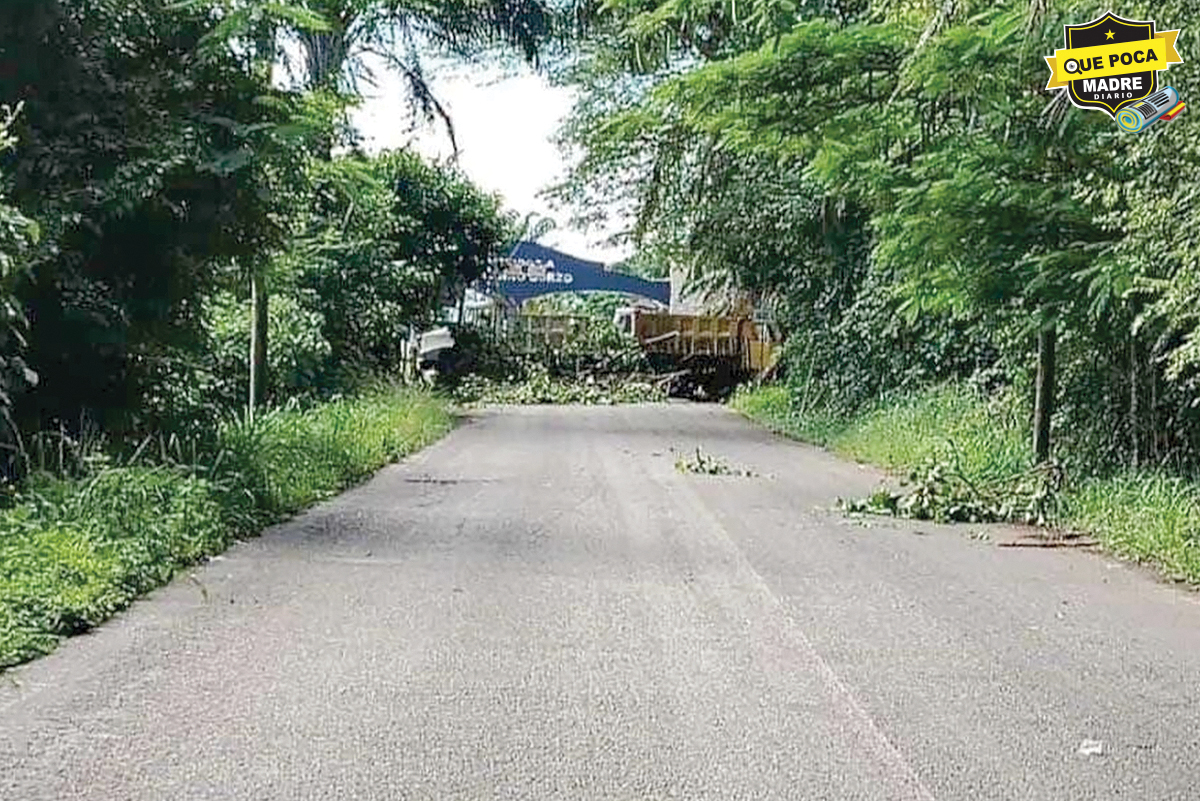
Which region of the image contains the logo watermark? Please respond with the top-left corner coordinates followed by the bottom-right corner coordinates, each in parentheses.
top-left (1045, 11), bottom-right (1184, 132)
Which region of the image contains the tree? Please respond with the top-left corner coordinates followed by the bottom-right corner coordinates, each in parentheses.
top-left (0, 105), bottom-right (39, 460)
top-left (212, 0), bottom-right (569, 416)
top-left (0, 0), bottom-right (307, 440)
top-left (558, 0), bottom-right (1167, 466)
top-left (297, 150), bottom-right (513, 375)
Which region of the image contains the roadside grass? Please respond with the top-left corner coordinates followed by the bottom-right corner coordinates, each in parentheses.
top-left (1064, 473), bottom-right (1200, 583)
top-left (213, 389), bottom-right (453, 527)
top-left (833, 385), bottom-right (1028, 484)
top-left (729, 383), bottom-right (1026, 481)
top-left (731, 382), bottom-right (1200, 584)
top-left (0, 388), bottom-right (452, 670)
top-left (726, 384), bottom-right (848, 444)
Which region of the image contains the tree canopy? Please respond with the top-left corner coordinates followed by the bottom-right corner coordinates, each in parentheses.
top-left (0, 0), bottom-right (559, 461)
top-left (554, 0), bottom-right (1200, 468)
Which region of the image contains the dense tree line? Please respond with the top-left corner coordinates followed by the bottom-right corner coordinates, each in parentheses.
top-left (555, 0), bottom-right (1200, 473)
top-left (0, 0), bottom-right (578, 471)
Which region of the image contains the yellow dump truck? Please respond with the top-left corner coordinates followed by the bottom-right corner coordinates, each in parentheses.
top-left (617, 310), bottom-right (779, 374)
top-left (611, 307), bottom-right (781, 398)
top-left (509, 306), bottom-right (780, 398)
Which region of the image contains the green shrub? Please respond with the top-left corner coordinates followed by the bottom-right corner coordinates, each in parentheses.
top-left (0, 466), bottom-right (228, 666)
top-left (205, 290), bottom-right (333, 409)
top-left (213, 388), bottom-right (452, 523)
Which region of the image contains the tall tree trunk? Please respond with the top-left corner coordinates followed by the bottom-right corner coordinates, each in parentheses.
top-left (1033, 320), bottom-right (1056, 464)
top-left (299, 26), bottom-right (349, 158)
top-left (301, 27), bottom-right (350, 92)
top-left (249, 270), bottom-right (268, 420)
top-left (1150, 346), bottom-right (1159, 463)
top-left (248, 23), bottom-right (274, 422)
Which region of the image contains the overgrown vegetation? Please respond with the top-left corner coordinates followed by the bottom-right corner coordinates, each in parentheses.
top-left (732, 383), bottom-right (1200, 582)
top-left (4, 0), bottom-right (1199, 662)
top-left (558, 0), bottom-right (1200, 465)
top-left (0, 0), bottom-right (576, 667)
top-left (0, 0), bottom-right (576, 448)
top-left (445, 315), bottom-right (668, 405)
top-left (1064, 474), bottom-right (1200, 582)
top-left (555, 1), bottom-right (1200, 580)
top-left (453, 366), bottom-right (665, 406)
top-left (1, 388), bottom-right (451, 668)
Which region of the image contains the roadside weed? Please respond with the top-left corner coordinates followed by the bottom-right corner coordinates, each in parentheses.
top-left (733, 382), bottom-right (1200, 583)
top-left (0, 388), bottom-right (452, 669)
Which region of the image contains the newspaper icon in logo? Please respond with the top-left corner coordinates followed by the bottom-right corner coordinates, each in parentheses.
top-left (1046, 12), bottom-right (1184, 130)
top-left (1116, 87), bottom-right (1184, 132)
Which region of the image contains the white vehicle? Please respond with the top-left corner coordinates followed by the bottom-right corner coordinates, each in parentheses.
top-left (415, 326), bottom-right (455, 382)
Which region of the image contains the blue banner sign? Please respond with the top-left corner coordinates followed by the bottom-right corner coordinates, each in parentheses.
top-left (481, 242), bottom-right (670, 305)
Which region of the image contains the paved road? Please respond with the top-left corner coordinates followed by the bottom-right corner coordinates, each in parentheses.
top-left (3, 404), bottom-right (1200, 800)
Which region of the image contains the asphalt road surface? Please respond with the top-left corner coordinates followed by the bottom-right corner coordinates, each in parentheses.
top-left (4, 404), bottom-right (1200, 800)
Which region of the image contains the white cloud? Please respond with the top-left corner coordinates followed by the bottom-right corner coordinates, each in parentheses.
top-left (351, 59), bottom-right (630, 265)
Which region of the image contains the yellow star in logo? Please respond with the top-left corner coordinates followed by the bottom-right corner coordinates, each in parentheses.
top-left (1105, 30), bottom-right (1115, 40)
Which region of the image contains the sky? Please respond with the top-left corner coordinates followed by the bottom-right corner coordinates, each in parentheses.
top-left (350, 60), bottom-right (630, 264)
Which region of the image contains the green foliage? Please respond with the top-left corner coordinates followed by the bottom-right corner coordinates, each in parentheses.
top-left (734, 381), bottom-right (1200, 581)
top-left (563, 0), bottom-right (1200, 475)
top-left (834, 384), bottom-right (1028, 483)
top-left (735, 381), bottom-right (1030, 482)
top-left (525, 291), bottom-right (632, 323)
top-left (540, 318), bottom-right (651, 376)
top-left (0, 466), bottom-right (228, 667)
top-left (211, 387), bottom-right (452, 525)
top-left (205, 289), bottom-right (332, 408)
top-left (452, 363), bottom-right (666, 405)
top-left (446, 314), bottom-right (665, 405)
top-left (674, 446), bottom-right (757, 476)
top-left (0, 388), bottom-right (452, 668)
top-left (0, 104), bottom-right (39, 420)
top-left (0, 0), bottom-right (520, 458)
top-left (734, 382), bottom-right (1054, 522)
top-left (843, 457), bottom-right (1064, 525)
top-left (778, 263), bottom-right (1000, 416)
top-left (0, 0), bottom-right (309, 442)
top-left (0, 0), bottom-right (564, 671)
top-left (446, 318), bottom-right (651, 382)
top-left (1065, 473), bottom-right (1200, 583)
top-left (583, 0), bottom-right (865, 71)
top-left (1104, 0), bottom-right (1200, 396)
top-left (298, 152), bottom-right (513, 373)
top-left (291, 0), bottom-right (562, 109)
top-left (729, 383), bottom-right (848, 444)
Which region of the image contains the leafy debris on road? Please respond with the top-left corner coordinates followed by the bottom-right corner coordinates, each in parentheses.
top-left (839, 457), bottom-right (1064, 525)
top-left (453, 366), bottom-right (665, 406)
top-left (674, 447), bottom-right (758, 477)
